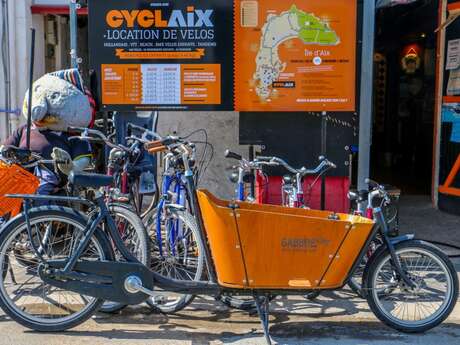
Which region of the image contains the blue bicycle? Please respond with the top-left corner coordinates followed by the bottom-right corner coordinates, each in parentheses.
top-left (144, 144), bottom-right (204, 313)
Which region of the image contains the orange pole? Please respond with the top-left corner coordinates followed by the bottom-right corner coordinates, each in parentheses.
top-left (442, 154), bottom-right (460, 187)
top-left (432, 0), bottom-right (447, 204)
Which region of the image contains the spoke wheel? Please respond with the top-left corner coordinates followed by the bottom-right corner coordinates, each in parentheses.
top-left (0, 207), bottom-right (113, 331)
top-left (145, 209), bottom-right (203, 313)
top-left (364, 241), bottom-right (458, 333)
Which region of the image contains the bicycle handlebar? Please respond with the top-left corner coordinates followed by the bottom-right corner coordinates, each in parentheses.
top-left (127, 122), bottom-right (162, 140)
top-left (364, 178), bottom-right (391, 206)
top-left (224, 150), bottom-right (242, 161)
top-left (68, 127), bottom-right (133, 152)
top-left (256, 156), bottom-right (336, 175)
top-left (224, 150), bottom-right (336, 176)
top-left (0, 148), bottom-right (70, 169)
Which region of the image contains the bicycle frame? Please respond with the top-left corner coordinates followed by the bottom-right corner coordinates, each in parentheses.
top-left (282, 172), bottom-right (305, 208)
top-left (156, 171), bottom-right (187, 257)
top-left (21, 193), bottom-right (140, 270)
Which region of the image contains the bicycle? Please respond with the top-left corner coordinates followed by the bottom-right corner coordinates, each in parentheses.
top-left (0, 134), bottom-right (457, 345)
top-left (221, 150), bottom-right (336, 309)
top-left (346, 179), bottom-right (402, 298)
top-left (92, 120), bottom-right (159, 217)
top-left (143, 139), bottom-right (203, 313)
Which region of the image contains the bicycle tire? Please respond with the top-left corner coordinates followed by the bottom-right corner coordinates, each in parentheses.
top-left (0, 206), bottom-right (114, 331)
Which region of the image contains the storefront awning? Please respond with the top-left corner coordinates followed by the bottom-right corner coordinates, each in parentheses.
top-left (31, 1), bottom-right (87, 15)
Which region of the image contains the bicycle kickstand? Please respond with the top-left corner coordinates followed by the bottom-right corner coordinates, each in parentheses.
top-left (254, 294), bottom-right (274, 345)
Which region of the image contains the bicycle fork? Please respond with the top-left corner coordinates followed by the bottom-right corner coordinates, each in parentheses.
top-left (374, 207), bottom-right (416, 289)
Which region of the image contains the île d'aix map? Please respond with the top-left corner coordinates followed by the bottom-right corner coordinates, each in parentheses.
top-left (234, 0), bottom-right (357, 112)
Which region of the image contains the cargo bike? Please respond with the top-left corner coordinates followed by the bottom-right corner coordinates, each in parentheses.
top-left (0, 133), bottom-right (457, 344)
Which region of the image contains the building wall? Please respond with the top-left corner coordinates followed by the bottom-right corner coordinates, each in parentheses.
top-left (0, 0), bottom-right (46, 141)
top-left (157, 111), bottom-right (244, 199)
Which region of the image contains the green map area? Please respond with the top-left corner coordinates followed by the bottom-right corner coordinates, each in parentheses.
top-left (291, 5), bottom-right (339, 45)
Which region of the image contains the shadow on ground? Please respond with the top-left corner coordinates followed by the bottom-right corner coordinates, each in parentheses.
top-left (25, 289), bottom-right (456, 345)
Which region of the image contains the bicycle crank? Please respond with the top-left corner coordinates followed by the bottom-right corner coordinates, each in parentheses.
top-left (39, 260), bottom-right (154, 305)
top-left (124, 275), bottom-right (158, 297)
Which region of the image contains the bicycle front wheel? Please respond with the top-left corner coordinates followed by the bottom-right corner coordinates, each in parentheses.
top-left (0, 206), bottom-right (114, 331)
top-left (364, 240), bottom-right (458, 333)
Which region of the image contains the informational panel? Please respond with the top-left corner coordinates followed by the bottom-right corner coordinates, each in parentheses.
top-left (234, 0), bottom-right (357, 112)
top-left (88, 0), bottom-right (233, 111)
top-left (88, 0), bottom-right (358, 112)
top-left (439, 0), bottom-right (460, 215)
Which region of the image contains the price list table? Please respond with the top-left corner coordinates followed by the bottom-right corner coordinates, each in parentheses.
top-left (101, 64), bottom-right (220, 107)
top-left (141, 64), bottom-right (181, 105)
top-left (123, 66), bottom-right (141, 103)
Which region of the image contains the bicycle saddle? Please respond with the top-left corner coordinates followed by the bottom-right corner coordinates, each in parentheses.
top-left (69, 171), bottom-right (113, 188)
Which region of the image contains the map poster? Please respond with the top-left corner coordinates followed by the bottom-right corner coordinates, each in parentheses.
top-left (88, 0), bottom-right (233, 111)
top-left (234, 0), bottom-right (358, 112)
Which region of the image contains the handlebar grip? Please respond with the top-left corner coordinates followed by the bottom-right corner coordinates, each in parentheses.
top-left (329, 161), bottom-right (337, 169)
top-left (145, 140), bottom-right (163, 150)
top-left (224, 149), bottom-right (242, 161)
top-left (148, 145), bottom-right (167, 154)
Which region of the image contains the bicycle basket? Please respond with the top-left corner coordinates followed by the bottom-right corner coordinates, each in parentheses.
top-left (0, 161), bottom-right (39, 218)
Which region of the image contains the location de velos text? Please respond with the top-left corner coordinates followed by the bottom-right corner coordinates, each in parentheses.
top-left (105, 29), bottom-right (214, 41)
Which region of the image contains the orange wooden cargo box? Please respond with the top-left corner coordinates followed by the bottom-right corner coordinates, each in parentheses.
top-left (197, 190), bottom-right (375, 290)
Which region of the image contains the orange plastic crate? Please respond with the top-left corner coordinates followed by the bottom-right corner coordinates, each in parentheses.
top-left (0, 161), bottom-right (39, 217)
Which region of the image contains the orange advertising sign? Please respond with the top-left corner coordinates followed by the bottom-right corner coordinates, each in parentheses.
top-left (234, 0), bottom-right (357, 112)
top-left (89, 0), bottom-right (233, 111)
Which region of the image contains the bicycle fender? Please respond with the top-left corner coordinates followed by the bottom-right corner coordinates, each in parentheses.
top-left (389, 234), bottom-right (415, 245)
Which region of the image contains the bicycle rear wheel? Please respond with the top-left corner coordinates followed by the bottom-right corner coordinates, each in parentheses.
top-left (0, 206), bottom-right (113, 331)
